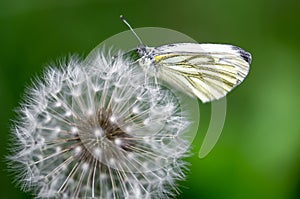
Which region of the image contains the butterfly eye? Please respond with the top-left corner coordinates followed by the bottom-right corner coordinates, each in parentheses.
top-left (136, 44), bottom-right (147, 56)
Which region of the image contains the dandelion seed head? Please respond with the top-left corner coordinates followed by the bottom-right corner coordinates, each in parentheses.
top-left (73, 146), bottom-right (82, 156)
top-left (93, 128), bottom-right (103, 137)
top-left (8, 51), bottom-right (191, 199)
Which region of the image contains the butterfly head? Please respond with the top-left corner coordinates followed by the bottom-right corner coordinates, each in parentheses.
top-left (136, 44), bottom-right (147, 57)
top-left (136, 45), bottom-right (156, 68)
top-left (119, 15), bottom-right (156, 70)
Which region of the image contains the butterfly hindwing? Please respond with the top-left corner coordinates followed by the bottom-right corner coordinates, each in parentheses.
top-left (150, 43), bottom-right (251, 103)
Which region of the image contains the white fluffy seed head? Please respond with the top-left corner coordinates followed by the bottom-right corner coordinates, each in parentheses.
top-left (93, 128), bottom-right (103, 138)
top-left (7, 50), bottom-right (191, 199)
top-left (74, 146), bottom-right (82, 156)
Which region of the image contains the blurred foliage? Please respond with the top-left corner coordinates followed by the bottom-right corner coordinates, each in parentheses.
top-left (0, 0), bottom-right (299, 199)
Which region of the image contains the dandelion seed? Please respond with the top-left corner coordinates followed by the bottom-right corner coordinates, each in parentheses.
top-left (8, 51), bottom-right (191, 199)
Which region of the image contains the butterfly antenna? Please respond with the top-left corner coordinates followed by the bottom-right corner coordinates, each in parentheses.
top-left (120, 15), bottom-right (144, 45)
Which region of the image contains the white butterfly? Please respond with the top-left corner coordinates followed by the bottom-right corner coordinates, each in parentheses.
top-left (121, 16), bottom-right (252, 103)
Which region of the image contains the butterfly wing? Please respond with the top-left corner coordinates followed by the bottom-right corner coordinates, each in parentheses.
top-left (151, 43), bottom-right (251, 103)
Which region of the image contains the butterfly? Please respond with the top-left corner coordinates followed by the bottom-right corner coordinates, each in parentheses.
top-left (121, 16), bottom-right (252, 103)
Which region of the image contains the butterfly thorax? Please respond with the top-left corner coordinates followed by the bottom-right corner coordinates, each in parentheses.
top-left (136, 45), bottom-right (158, 75)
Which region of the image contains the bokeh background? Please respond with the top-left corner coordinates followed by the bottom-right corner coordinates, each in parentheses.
top-left (0, 0), bottom-right (299, 198)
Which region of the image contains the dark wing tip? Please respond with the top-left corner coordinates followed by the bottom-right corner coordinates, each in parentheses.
top-left (231, 46), bottom-right (252, 64)
top-left (240, 50), bottom-right (252, 64)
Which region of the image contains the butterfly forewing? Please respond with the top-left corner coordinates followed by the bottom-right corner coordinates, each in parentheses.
top-left (149, 43), bottom-right (251, 103)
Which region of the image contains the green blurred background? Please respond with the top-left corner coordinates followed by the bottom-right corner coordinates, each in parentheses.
top-left (0, 0), bottom-right (299, 198)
